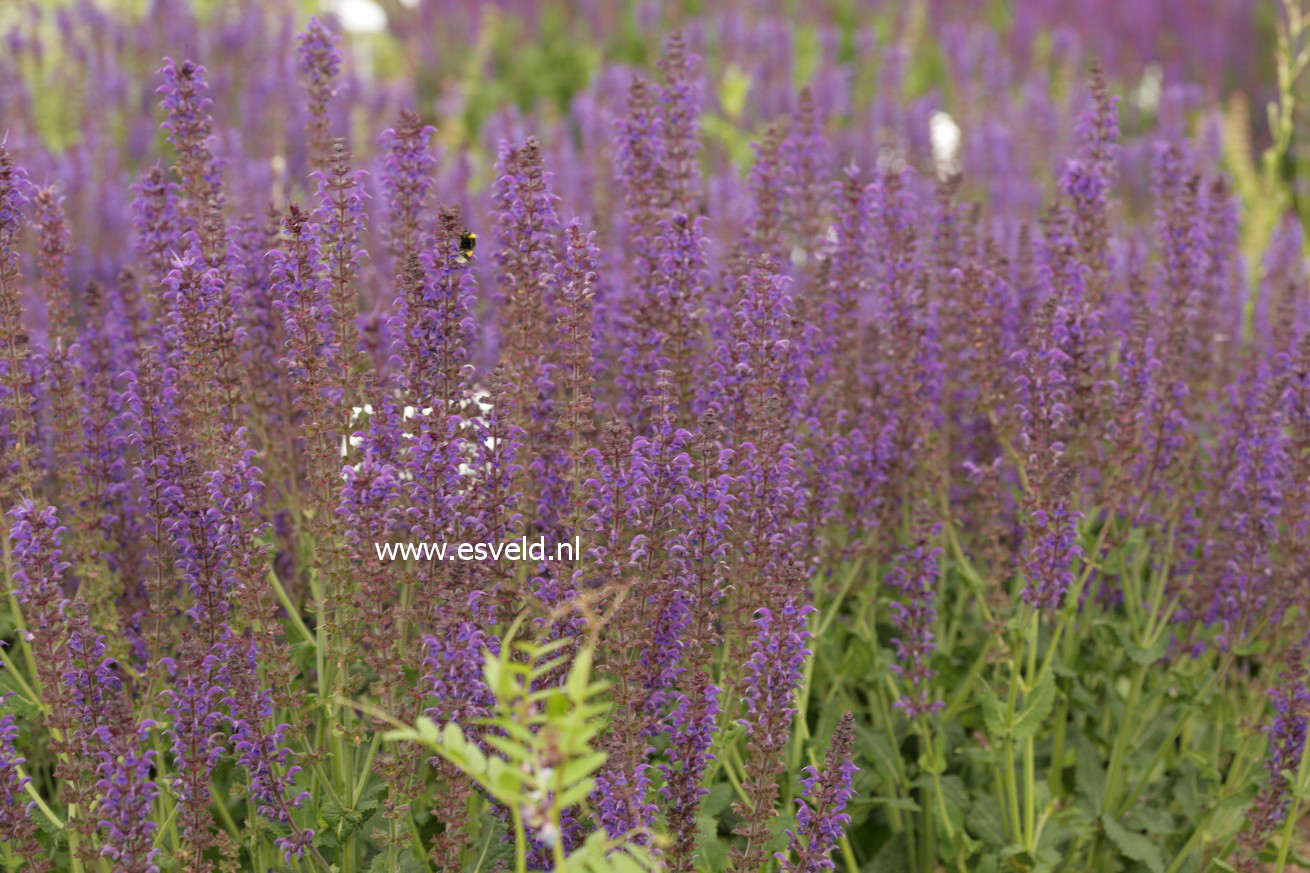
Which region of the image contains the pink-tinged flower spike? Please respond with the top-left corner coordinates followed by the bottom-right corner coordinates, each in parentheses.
top-left (1014, 294), bottom-right (1082, 612)
top-left (733, 598), bottom-right (815, 872)
top-left (0, 697), bottom-right (45, 869)
top-left (158, 58), bottom-right (224, 252)
top-left (272, 204), bottom-right (338, 511)
top-left (660, 671), bottom-right (722, 873)
top-left (1061, 65), bottom-right (1119, 310)
top-left (743, 123), bottom-right (787, 264)
top-left (312, 138), bottom-right (369, 416)
top-left (30, 185), bottom-right (86, 519)
top-left (379, 107), bottom-right (436, 268)
top-left (297, 17), bottom-right (342, 170)
top-left (225, 630), bottom-right (314, 862)
top-left (887, 519), bottom-right (945, 717)
top-left (0, 146), bottom-right (39, 499)
top-left (779, 711), bottom-right (858, 873)
top-left (656, 30), bottom-right (702, 216)
top-left (615, 76), bottom-right (668, 292)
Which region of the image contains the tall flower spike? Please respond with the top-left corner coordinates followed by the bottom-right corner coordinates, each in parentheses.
top-left (615, 76), bottom-right (668, 290)
top-left (380, 108), bottom-right (436, 267)
top-left (887, 519), bottom-right (945, 717)
top-left (272, 204), bottom-right (338, 507)
top-left (31, 186), bottom-right (86, 515)
top-left (554, 219), bottom-right (598, 529)
top-left (158, 58), bottom-right (223, 234)
top-left (0, 697), bottom-right (45, 870)
top-left (779, 711), bottom-right (858, 873)
top-left (130, 165), bottom-right (181, 310)
top-left (94, 695), bottom-right (160, 873)
top-left (226, 631), bottom-right (313, 861)
top-left (1061, 65), bottom-right (1119, 309)
top-left (1235, 640), bottom-right (1310, 872)
top-left (733, 599), bottom-right (814, 872)
top-left (656, 30), bottom-right (701, 216)
top-left (313, 138), bottom-right (369, 413)
top-left (0, 146), bottom-right (38, 498)
top-left (160, 638), bottom-right (226, 870)
top-left (783, 88), bottom-right (830, 257)
top-left (661, 671), bottom-right (722, 873)
top-left (297, 17), bottom-right (343, 170)
top-left (1014, 293), bottom-right (1082, 612)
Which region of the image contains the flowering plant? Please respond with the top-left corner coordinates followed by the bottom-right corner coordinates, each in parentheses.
top-left (0, 1), bottom-right (1308, 872)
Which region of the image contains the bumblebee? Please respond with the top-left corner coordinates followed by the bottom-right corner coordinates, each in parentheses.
top-left (457, 230), bottom-right (477, 262)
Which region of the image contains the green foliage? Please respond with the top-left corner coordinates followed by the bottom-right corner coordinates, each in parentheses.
top-left (388, 622), bottom-right (661, 873)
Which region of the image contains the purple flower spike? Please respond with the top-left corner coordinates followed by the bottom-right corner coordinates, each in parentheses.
top-left (779, 711), bottom-right (858, 873)
top-left (887, 524), bottom-right (945, 718)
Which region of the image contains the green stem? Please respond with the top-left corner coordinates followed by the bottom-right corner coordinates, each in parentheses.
top-left (1273, 716), bottom-right (1310, 873)
top-left (1102, 663), bottom-right (1146, 815)
top-left (1023, 609), bottom-right (1039, 851)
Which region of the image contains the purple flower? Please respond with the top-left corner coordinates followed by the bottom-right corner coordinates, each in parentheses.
top-left (95, 705), bottom-right (160, 873)
top-left (226, 631), bottom-right (312, 861)
top-left (887, 524), bottom-right (945, 716)
top-left (157, 58), bottom-right (223, 228)
top-left (779, 711), bottom-right (858, 873)
top-left (0, 146), bottom-right (38, 497)
top-left (297, 17), bottom-right (342, 168)
top-left (1236, 645), bottom-right (1310, 872)
top-left (660, 671), bottom-right (721, 873)
top-left (0, 697), bottom-right (41, 863)
top-left (733, 599), bottom-right (814, 871)
top-left (379, 107), bottom-right (436, 265)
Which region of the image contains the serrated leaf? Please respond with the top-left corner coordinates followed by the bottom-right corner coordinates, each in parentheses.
top-left (1101, 814), bottom-right (1165, 873)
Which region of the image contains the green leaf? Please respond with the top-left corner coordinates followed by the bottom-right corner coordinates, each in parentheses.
top-left (1101, 815), bottom-right (1165, 873)
top-left (559, 751), bottom-right (608, 786)
top-left (1013, 669), bottom-right (1056, 740)
top-left (697, 811), bottom-right (729, 872)
top-left (981, 685), bottom-right (1009, 738)
top-left (1075, 733), bottom-right (1106, 812)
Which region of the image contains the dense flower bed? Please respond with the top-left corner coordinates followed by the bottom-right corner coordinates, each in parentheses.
top-left (0, 2), bottom-right (1308, 872)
